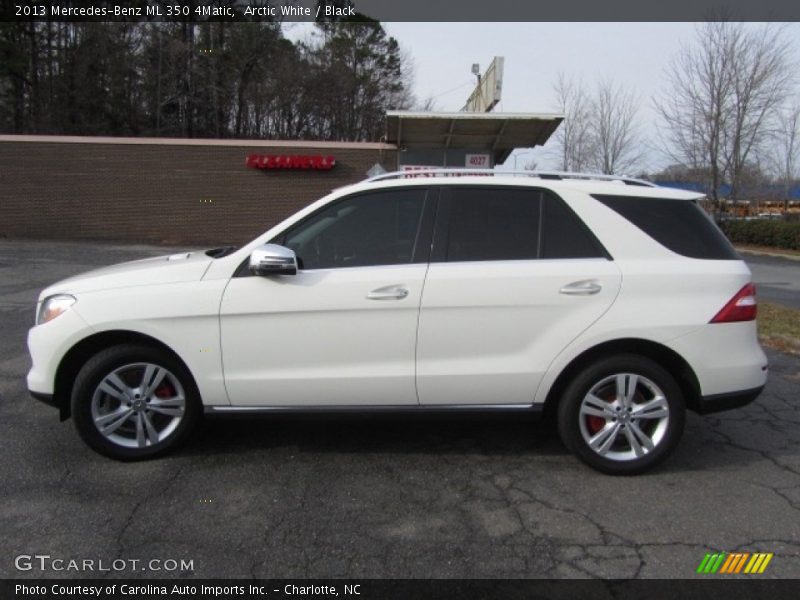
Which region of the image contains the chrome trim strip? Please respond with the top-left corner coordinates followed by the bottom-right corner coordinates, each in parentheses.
top-left (206, 404), bottom-right (540, 414)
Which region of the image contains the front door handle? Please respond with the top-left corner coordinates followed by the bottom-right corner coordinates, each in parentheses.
top-left (559, 279), bottom-right (602, 296)
top-left (367, 285), bottom-right (409, 300)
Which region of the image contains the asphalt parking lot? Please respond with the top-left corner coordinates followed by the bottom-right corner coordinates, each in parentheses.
top-left (1, 239), bottom-right (799, 579)
top-left (746, 252), bottom-right (800, 310)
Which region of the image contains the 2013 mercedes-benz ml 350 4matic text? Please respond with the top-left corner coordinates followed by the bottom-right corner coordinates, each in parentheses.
top-left (27, 170), bottom-right (768, 474)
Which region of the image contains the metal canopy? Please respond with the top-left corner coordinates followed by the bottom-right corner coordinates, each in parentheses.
top-left (385, 111), bottom-right (564, 164)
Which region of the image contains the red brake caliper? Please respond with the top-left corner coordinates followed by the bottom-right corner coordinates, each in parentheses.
top-left (154, 382), bottom-right (174, 398)
top-left (586, 390), bottom-right (613, 434)
top-left (587, 416), bottom-right (605, 434)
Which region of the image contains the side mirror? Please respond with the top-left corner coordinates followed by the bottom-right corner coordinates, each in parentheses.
top-left (249, 244), bottom-right (298, 276)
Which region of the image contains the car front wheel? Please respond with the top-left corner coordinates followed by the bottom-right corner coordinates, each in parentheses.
top-left (557, 355), bottom-right (685, 475)
top-left (71, 344), bottom-right (200, 460)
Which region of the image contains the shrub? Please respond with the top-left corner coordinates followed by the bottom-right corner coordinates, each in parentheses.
top-left (719, 219), bottom-right (800, 251)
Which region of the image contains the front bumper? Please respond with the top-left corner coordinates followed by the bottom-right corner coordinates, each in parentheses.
top-left (30, 390), bottom-right (57, 409)
top-left (30, 390), bottom-right (70, 421)
top-left (695, 385), bottom-right (765, 415)
top-left (27, 306), bottom-right (92, 396)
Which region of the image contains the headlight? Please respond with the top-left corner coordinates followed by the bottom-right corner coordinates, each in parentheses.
top-left (37, 294), bottom-right (76, 325)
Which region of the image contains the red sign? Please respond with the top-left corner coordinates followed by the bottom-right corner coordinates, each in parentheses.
top-left (246, 154), bottom-right (336, 170)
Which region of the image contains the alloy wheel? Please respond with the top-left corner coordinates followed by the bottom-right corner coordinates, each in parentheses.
top-left (578, 373), bottom-right (670, 462)
top-left (90, 362), bottom-right (186, 449)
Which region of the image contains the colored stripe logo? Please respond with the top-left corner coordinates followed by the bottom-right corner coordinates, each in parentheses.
top-left (696, 552), bottom-right (773, 574)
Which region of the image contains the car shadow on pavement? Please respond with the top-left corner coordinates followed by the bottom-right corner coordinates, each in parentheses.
top-left (177, 354), bottom-right (800, 469)
top-left (174, 403), bottom-right (800, 477)
top-left (184, 413), bottom-right (568, 458)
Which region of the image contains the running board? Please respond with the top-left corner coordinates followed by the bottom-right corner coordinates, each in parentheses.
top-left (205, 404), bottom-right (541, 416)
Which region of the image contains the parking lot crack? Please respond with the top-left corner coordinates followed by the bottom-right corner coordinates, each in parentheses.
top-left (112, 463), bottom-right (187, 570)
top-left (704, 417), bottom-right (800, 477)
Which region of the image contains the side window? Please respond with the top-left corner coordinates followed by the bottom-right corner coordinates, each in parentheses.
top-left (283, 189), bottom-right (427, 270)
top-left (541, 193), bottom-right (608, 259)
top-left (592, 194), bottom-right (739, 260)
top-left (445, 187), bottom-right (540, 262)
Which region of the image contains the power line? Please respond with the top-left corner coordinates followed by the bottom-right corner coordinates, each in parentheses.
top-left (430, 80), bottom-right (475, 100)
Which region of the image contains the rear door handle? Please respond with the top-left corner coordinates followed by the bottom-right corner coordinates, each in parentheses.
top-left (559, 280), bottom-right (602, 296)
top-left (367, 285), bottom-right (409, 300)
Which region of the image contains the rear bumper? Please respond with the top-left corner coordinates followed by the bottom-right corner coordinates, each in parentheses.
top-left (695, 385), bottom-right (765, 415)
top-left (667, 321), bottom-right (768, 397)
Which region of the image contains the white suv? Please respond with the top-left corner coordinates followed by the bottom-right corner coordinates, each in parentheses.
top-left (27, 171), bottom-right (768, 474)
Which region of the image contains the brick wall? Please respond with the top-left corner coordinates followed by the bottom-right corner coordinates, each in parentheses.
top-left (0, 136), bottom-right (398, 246)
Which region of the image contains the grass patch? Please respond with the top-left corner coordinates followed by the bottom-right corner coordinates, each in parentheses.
top-left (758, 302), bottom-right (800, 355)
top-left (737, 244), bottom-right (800, 258)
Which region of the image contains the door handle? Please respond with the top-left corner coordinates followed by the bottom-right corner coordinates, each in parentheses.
top-left (367, 285), bottom-right (409, 300)
top-left (559, 280), bottom-right (602, 296)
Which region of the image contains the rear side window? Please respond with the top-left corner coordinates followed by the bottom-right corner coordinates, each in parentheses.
top-left (592, 194), bottom-right (739, 260)
top-left (446, 188), bottom-right (540, 262)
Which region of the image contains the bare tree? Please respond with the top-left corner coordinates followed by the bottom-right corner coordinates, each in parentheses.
top-left (654, 22), bottom-right (733, 202)
top-left (767, 103), bottom-right (800, 211)
top-left (590, 78), bottom-right (642, 175)
top-left (549, 73), bottom-right (594, 172)
top-left (724, 25), bottom-right (795, 200)
top-left (655, 21), bottom-right (795, 203)
top-left (415, 96), bottom-right (437, 112)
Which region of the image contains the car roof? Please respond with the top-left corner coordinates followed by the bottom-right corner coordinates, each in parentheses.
top-left (338, 171), bottom-right (705, 201)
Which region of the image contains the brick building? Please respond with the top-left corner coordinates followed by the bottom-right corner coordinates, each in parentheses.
top-left (0, 111), bottom-right (562, 246)
top-left (0, 136), bottom-right (397, 246)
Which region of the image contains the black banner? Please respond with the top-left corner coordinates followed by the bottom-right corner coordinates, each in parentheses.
top-left (3, 579), bottom-right (800, 600)
top-left (2, 0), bottom-right (800, 22)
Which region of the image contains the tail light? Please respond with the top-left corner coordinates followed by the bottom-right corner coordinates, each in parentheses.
top-left (710, 283), bottom-right (757, 323)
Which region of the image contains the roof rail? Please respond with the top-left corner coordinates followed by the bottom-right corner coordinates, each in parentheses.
top-left (364, 168), bottom-right (657, 187)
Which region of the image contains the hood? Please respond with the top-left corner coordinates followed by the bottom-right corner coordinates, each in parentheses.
top-left (39, 251), bottom-right (214, 299)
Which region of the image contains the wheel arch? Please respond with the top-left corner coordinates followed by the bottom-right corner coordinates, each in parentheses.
top-left (53, 330), bottom-right (192, 421)
top-left (542, 338), bottom-right (702, 419)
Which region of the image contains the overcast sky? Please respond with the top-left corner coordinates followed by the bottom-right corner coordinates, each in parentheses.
top-left (287, 22), bottom-right (800, 173)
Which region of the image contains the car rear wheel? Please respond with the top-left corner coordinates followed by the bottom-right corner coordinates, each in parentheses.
top-left (71, 344), bottom-right (201, 460)
top-left (557, 355), bottom-right (685, 475)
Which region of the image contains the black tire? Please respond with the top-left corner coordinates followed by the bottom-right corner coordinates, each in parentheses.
top-left (557, 354), bottom-right (685, 475)
top-left (71, 344), bottom-right (201, 461)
